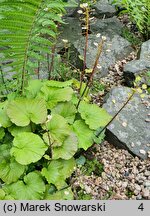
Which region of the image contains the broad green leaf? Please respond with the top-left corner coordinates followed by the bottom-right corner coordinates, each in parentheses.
top-left (11, 132), bottom-right (48, 165)
top-left (0, 102), bottom-right (12, 128)
top-left (51, 102), bottom-right (76, 124)
top-left (25, 79), bottom-right (43, 98)
top-left (8, 125), bottom-right (31, 137)
top-left (39, 86), bottom-right (73, 109)
top-left (45, 187), bottom-right (74, 200)
top-left (43, 114), bottom-right (71, 147)
top-left (0, 189), bottom-right (5, 200)
top-left (79, 101), bottom-right (112, 130)
top-left (7, 98), bottom-right (47, 126)
top-left (4, 172), bottom-right (45, 200)
top-left (0, 158), bottom-right (25, 184)
top-left (0, 144), bottom-right (11, 163)
top-left (45, 79), bottom-right (73, 88)
top-left (41, 158), bottom-right (75, 189)
top-left (0, 188), bottom-right (14, 200)
top-left (53, 132), bottom-right (78, 160)
top-left (0, 127), bottom-right (5, 140)
top-left (73, 120), bottom-right (94, 150)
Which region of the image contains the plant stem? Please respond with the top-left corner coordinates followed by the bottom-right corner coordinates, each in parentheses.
top-left (0, 66), bottom-right (8, 95)
top-left (79, 7), bottom-right (89, 93)
top-left (76, 38), bottom-right (104, 109)
top-left (48, 44), bottom-right (56, 80)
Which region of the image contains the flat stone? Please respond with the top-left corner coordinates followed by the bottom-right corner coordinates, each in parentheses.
top-left (92, 0), bottom-right (116, 18)
top-left (103, 87), bottom-right (150, 159)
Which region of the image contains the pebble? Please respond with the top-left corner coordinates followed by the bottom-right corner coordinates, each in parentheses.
top-left (139, 149), bottom-right (146, 155)
top-left (144, 181), bottom-right (150, 188)
top-left (142, 188), bottom-right (150, 198)
top-left (134, 184), bottom-right (141, 191)
top-left (144, 171), bottom-right (150, 177)
top-left (84, 185), bottom-right (92, 194)
top-left (71, 141), bottom-right (150, 200)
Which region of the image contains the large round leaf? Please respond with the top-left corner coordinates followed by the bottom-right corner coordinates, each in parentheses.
top-left (3, 172), bottom-right (45, 200)
top-left (41, 158), bottom-right (75, 189)
top-left (53, 132), bottom-right (78, 160)
top-left (25, 79), bottom-right (43, 99)
top-left (43, 114), bottom-right (71, 147)
top-left (0, 158), bottom-right (25, 184)
top-left (44, 187), bottom-right (74, 200)
top-left (7, 98), bottom-right (47, 126)
top-left (45, 79), bottom-right (73, 88)
top-left (39, 86), bottom-right (73, 109)
top-left (79, 101), bottom-right (112, 130)
top-left (51, 102), bottom-right (76, 124)
top-left (8, 125), bottom-right (31, 137)
top-left (0, 102), bottom-right (12, 128)
top-left (0, 144), bottom-right (11, 163)
top-left (73, 120), bottom-right (94, 150)
top-left (11, 132), bottom-right (48, 165)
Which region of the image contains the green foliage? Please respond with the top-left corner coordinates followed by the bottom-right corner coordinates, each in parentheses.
top-left (0, 79), bottom-right (111, 200)
top-left (121, 27), bottom-right (141, 46)
top-left (111, 0), bottom-right (150, 39)
top-left (0, 0), bottom-right (66, 94)
top-left (81, 158), bottom-right (104, 176)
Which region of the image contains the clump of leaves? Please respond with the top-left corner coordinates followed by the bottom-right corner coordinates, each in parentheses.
top-left (111, 0), bottom-right (149, 40)
top-left (0, 79), bottom-right (111, 200)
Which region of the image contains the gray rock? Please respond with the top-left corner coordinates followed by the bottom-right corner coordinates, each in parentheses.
top-left (65, 0), bottom-right (80, 17)
top-left (58, 17), bottom-right (82, 47)
top-left (124, 40), bottom-right (150, 86)
top-left (71, 33), bottom-right (133, 77)
top-left (103, 87), bottom-right (150, 159)
top-left (90, 17), bottom-right (123, 35)
top-left (92, 0), bottom-right (116, 18)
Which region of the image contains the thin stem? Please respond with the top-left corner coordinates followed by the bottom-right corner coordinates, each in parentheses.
top-left (48, 44), bottom-right (56, 80)
top-left (79, 7), bottom-right (89, 93)
top-left (37, 60), bottom-right (40, 79)
top-left (95, 90), bottom-right (135, 138)
top-left (0, 66), bottom-right (8, 95)
top-left (76, 39), bottom-right (104, 109)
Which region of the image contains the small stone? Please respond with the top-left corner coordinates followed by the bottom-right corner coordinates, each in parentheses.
top-left (134, 190), bottom-right (140, 195)
top-left (131, 142), bottom-right (135, 147)
top-left (101, 172), bottom-right (107, 180)
top-left (142, 188), bottom-right (150, 198)
top-left (144, 171), bottom-right (150, 177)
top-left (134, 184), bottom-right (141, 191)
top-left (139, 149), bottom-right (146, 155)
top-left (122, 182), bottom-right (128, 188)
top-left (144, 181), bottom-right (150, 188)
top-left (84, 185), bottom-right (92, 194)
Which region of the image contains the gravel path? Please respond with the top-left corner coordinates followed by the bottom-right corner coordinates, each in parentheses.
top-left (71, 141), bottom-right (150, 200)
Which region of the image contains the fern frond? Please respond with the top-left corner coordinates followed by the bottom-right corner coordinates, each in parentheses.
top-left (0, 0), bottom-right (66, 94)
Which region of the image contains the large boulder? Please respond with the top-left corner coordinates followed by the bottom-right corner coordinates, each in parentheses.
top-left (123, 40), bottom-right (150, 86)
top-left (92, 0), bottom-right (116, 18)
top-left (103, 87), bottom-right (150, 159)
top-left (90, 17), bottom-right (123, 35)
top-left (70, 33), bottom-right (133, 77)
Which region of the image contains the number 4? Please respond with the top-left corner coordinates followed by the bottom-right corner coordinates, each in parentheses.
top-left (138, 203), bottom-right (144, 211)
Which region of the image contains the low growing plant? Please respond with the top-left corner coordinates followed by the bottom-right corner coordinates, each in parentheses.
top-left (0, 79), bottom-right (111, 200)
top-left (111, 0), bottom-right (150, 39)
